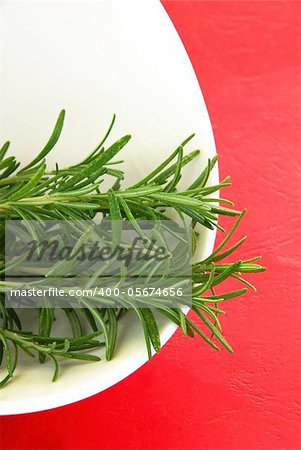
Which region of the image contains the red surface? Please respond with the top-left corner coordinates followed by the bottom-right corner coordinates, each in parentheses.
top-left (1, 2), bottom-right (300, 449)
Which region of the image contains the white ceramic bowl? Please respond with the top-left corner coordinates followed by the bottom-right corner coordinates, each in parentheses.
top-left (0, 0), bottom-right (218, 414)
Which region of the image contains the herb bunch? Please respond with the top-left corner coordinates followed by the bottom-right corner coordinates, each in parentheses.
top-left (0, 111), bottom-right (264, 388)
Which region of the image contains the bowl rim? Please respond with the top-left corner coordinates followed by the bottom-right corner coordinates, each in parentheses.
top-left (0, 0), bottom-right (218, 415)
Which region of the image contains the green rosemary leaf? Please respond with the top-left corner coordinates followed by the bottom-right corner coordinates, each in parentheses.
top-left (128, 303), bottom-right (152, 360)
top-left (106, 309), bottom-right (118, 360)
top-left (188, 155), bottom-right (218, 190)
top-left (20, 110), bottom-right (65, 172)
top-left (211, 261), bottom-right (242, 287)
top-left (185, 317), bottom-right (220, 351)
top-left (0, 156), bottom-right (16, 172)
top-left (0, 157), bottom-right (20, 181)
top-left (131, 134), bottom-right (195, 189)
top-left (117, 185), bottom-right (163, 199)
top-left (80, 302), bottom-right (112, 360)
top-left (197, 177), bottom-right (231, 196)
top-left (104, 168), bottom-right (124, 180)
top-left (192, 308), bottom-right (233, 353)
top-left (0, 141), bottom-right (10, 162)
top-left (174, 205), bottom-right (215, 229)
top-left (48, 354), bottom-right (60, 382)
top-left (65, 353), bottom-right (101, 362)
top-left (0, 373), bottom-right (12, 389)
top-left (118, 196), bottom-right (151, 242)
top-left (122, 199), bottom-right (169, 220)
top-left (58, 135), bottom-right (131, 191)
top-left (63, 308), bottom-right (83, 338)
top-left (0, 342), bottom-right (18, 388)
top-left (175, 308), bottom-right (188, 335)
top-left (164, 146), bottom-right (183, 192)
top-left (108, 189), bottom-right (123, 247)
top-left (242, 256), bottom-right (262, 264)
top-left (206, 305), bottom-right (225, 315)
top-left (140, 308), bottom-right (161, 353)
top-left (201, 197), bottom-right (234, 206)
top-left (83, 114), bottom-right (116, 164)
top-left (202, 210), bottom-right (246, 263)
top-left (6, 308), bottom-right (22, 330)
top-left (38, 304), bottom-right (54, 363)
top-left (150, 192), bottom-right (208, 209)
top-left (152, 150), bottom-right (200, 186)
top-left (0, 332), bottom-right (12, 375)
top-left (51, 184), bottom-right (99, 197)
top-left (231, 274), bottom-right (257, 291)
top-left (235, 262), bottom-right (265, 273)
top-left (210, 236), bottom-right (247, 263)
top-left (8, 162), bottom-right (46, 201)
top-left (31, 331), bottom-right (101, 346)
top-left (210, 205), bottom-right (241, 216)
top-left (200, 288), bottom-right (248, 302)
top-left (197, 303), bottom-right (222, 332)
top-left (131, 147), bottom-right (181, 188)
top-left (193, 265), bottom-right (215, 296)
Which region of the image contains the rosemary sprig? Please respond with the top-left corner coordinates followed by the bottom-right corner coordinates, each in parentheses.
top-left (0, 111), bottom-right (264, 388)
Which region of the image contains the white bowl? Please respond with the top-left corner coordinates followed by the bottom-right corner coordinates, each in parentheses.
top-left (0, 0), bottom-right (218, 414)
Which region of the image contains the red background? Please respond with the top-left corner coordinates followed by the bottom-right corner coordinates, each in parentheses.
top-left (1, 1), bottom-right (300, 449)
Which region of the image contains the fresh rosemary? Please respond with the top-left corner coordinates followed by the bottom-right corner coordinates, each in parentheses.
top-left (0, 111), bottom-right (264, 388)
